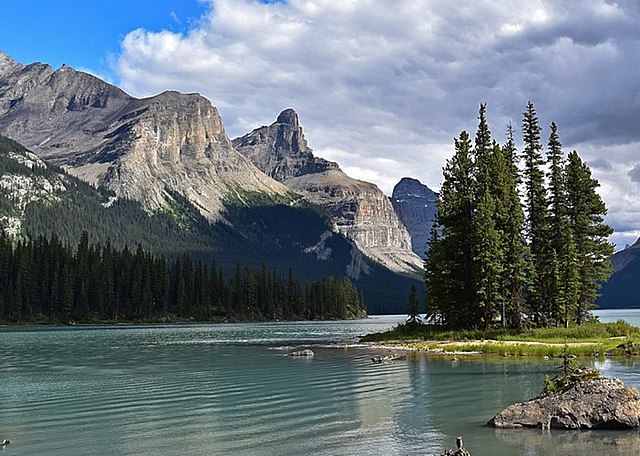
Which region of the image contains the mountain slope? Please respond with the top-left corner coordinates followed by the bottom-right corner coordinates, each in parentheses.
top-left (233, 109), bottom-right (423, 276)
top-left (0, 51), bottom-right (289, 220)
top-left (391, 177), bottom-right (438, 258)
top-left (597, 239), bottom-right (640, 308)
top-left (0, 134), bottom-right (419, 313)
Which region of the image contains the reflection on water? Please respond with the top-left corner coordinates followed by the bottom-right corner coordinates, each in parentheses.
top-left (1, 315), bottom-right (640, 456)
top-left (493, 428), bottom-right (640, 456)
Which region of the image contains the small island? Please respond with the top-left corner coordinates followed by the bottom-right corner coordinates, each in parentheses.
top-left (489, 360), bottom-right (640, 430)
top-left (364, 102), bottom-right (619, 360)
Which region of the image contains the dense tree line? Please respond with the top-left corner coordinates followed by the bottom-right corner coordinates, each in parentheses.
top-left (0, 232), bottom-right (366, 323)
top-left (425, 103), bottom-right (613, 330)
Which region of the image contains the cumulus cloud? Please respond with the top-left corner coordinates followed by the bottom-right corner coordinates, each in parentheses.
top-left (114, 0), bottom-right (640, 247)
top-left (628, 165), bottom-right (640, 183)
top-left (588, 158), bottom-right (613, 172)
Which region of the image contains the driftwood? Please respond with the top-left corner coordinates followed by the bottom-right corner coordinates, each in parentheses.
top-left (441, 436), bottom-right (471, 456)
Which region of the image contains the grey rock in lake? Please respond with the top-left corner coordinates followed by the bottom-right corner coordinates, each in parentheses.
top-left (289, 349), bottom-right (315, 357)
top-left (488, 376), bottom-right (640, 429)
top-left (391, 177), bottom-right (438, 258)
top-left (234, 109), bottom-right (423, 277)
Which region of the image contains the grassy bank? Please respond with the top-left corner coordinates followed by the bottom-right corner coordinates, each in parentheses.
top-left (360, 320), bottom-right (640, 357)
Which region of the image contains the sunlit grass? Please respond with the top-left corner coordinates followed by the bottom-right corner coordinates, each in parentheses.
top-left (360, 320), bottom-right (640, 357)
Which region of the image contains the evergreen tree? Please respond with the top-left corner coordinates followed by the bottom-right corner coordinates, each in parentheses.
top-left (565, 150), bottom-right (614, 323)
top-left (425, 131), bottom-right (479, 328)
top-left (545, 122), bottom-right (580, 326)
top-left (406, 285), bottom-right (421, 323)
top-left (499, 125), bottom-right (528, 329)
top-left (522, 102), bottom-right (551, 325)
top-left (472, 104), bottom-right (503, 329)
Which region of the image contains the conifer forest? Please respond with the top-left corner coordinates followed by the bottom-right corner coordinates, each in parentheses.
top-left (425, 103), bottom-right (613, 330)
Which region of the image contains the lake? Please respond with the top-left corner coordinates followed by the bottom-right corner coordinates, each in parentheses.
top-left (1, 310), bottom-right (640, 456)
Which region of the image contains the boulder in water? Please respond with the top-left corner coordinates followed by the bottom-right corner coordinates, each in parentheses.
top-left (488, 376), bottom-right (640, 429)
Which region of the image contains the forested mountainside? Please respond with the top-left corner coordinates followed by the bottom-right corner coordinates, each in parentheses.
top-left (0, 135), bottom-right (420, 314)
top-left (597, 239), bottom-right (640, 309)
top-left (0, 233), bottom-right (366, 323)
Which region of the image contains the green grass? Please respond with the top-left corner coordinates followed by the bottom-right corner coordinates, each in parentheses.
top-left (360, 320), bottom-right (640, 357)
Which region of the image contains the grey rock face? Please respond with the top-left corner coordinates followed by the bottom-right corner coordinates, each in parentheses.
top-left (0, 56), bottom-right (289, 219)
top-left (0, 51), bottom-right (21, 76)
top-left (488, 377), bottom-right (640, 429)
top-left (233, 108), bottom-right (339, 182)
top-left (234, 109), bottom-right (423, 276)
top-left (391, 177), bottom-right (437, 258)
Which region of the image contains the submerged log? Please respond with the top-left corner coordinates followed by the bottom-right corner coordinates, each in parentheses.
top-left (488, 376), bottom-right (640, 430)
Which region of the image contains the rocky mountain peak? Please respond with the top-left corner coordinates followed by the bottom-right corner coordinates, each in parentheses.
top-left (276, 108), bottom-right (300, 128)
top-left (0, 50), bottom-right (22, 76)
top-left (235, 111), bottom-right (424, 277)
top-left (233, 108), bottom-right (339, 182)
top-left (392, 177), bottom-right (438, 258)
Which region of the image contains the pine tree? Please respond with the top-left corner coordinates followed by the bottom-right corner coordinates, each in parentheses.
top-left (522, 102), bottom-right (551, 325)
top-left (565, 150), bottom-right (614, 323)
top-left (499, 125), bottom-right (528, 329)
top-left (425, 131), bottom-right (479, 328)
top-left (545, 122), bottom-right (581, 326)
top-left (471, 104), bottom-right (503, 329)
top-left (406, 285), bottom-right (421, 323)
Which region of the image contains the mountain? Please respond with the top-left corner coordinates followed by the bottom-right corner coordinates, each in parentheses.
top-left (391, 177), bottom-right (438, 258)
top-left (0, 51), bottom-right (289, 220)
top-left (233, 109), bottom-right (423, 276)
top-left (597, 239), bottom-right (640, 309)
top-left (0, 52), bottom-right (424, 313)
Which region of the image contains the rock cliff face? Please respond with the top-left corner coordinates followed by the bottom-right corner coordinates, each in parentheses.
top-left (234, 109), bottom-right (423, 276)
top-left (391, 177), bottom-right (437, 258)
top-left (0, 52), bottom-right (289, 219)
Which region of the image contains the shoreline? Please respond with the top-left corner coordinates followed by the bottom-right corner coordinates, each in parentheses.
top-left (343, 338), bottom-right (626, 358)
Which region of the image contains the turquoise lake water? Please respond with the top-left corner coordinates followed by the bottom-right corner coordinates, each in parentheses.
top-left (1, 310), bottom-right (640, 455)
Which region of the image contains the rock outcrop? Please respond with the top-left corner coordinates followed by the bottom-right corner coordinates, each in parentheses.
top-left (0, 53), bottom-right (290, 219)
top-left (234, 109), bottom-right (423, 276)
top-left (391, 177), bottom-right (438, 258)
top-left (488, 376), bottom-right (640, 429)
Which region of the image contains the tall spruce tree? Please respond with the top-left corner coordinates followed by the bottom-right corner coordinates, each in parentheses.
top-left (522, 102), bottom-right (551, 325)
top-left (546, 122), bottom-right (579, 327)
top-left (565, 150), bottom-right (614, 323)
top-left (472, 104), bottom-right (502, 329)
top-left (425, 131), bottom-right (478, 328)
top-left (499, 125), bottom-right (528, 329)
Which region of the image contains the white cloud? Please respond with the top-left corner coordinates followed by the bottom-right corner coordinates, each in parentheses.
top-left (114, 0), bottom-right (640, 248)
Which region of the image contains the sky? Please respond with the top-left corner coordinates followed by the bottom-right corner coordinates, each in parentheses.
top-left (1, 0), bottom-right (640, 249)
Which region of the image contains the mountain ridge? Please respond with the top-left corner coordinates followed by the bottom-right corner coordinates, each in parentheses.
top-left (0, 55), bottom-right (290, 221)
top-left (233, 109), bottom-right (423, 276)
